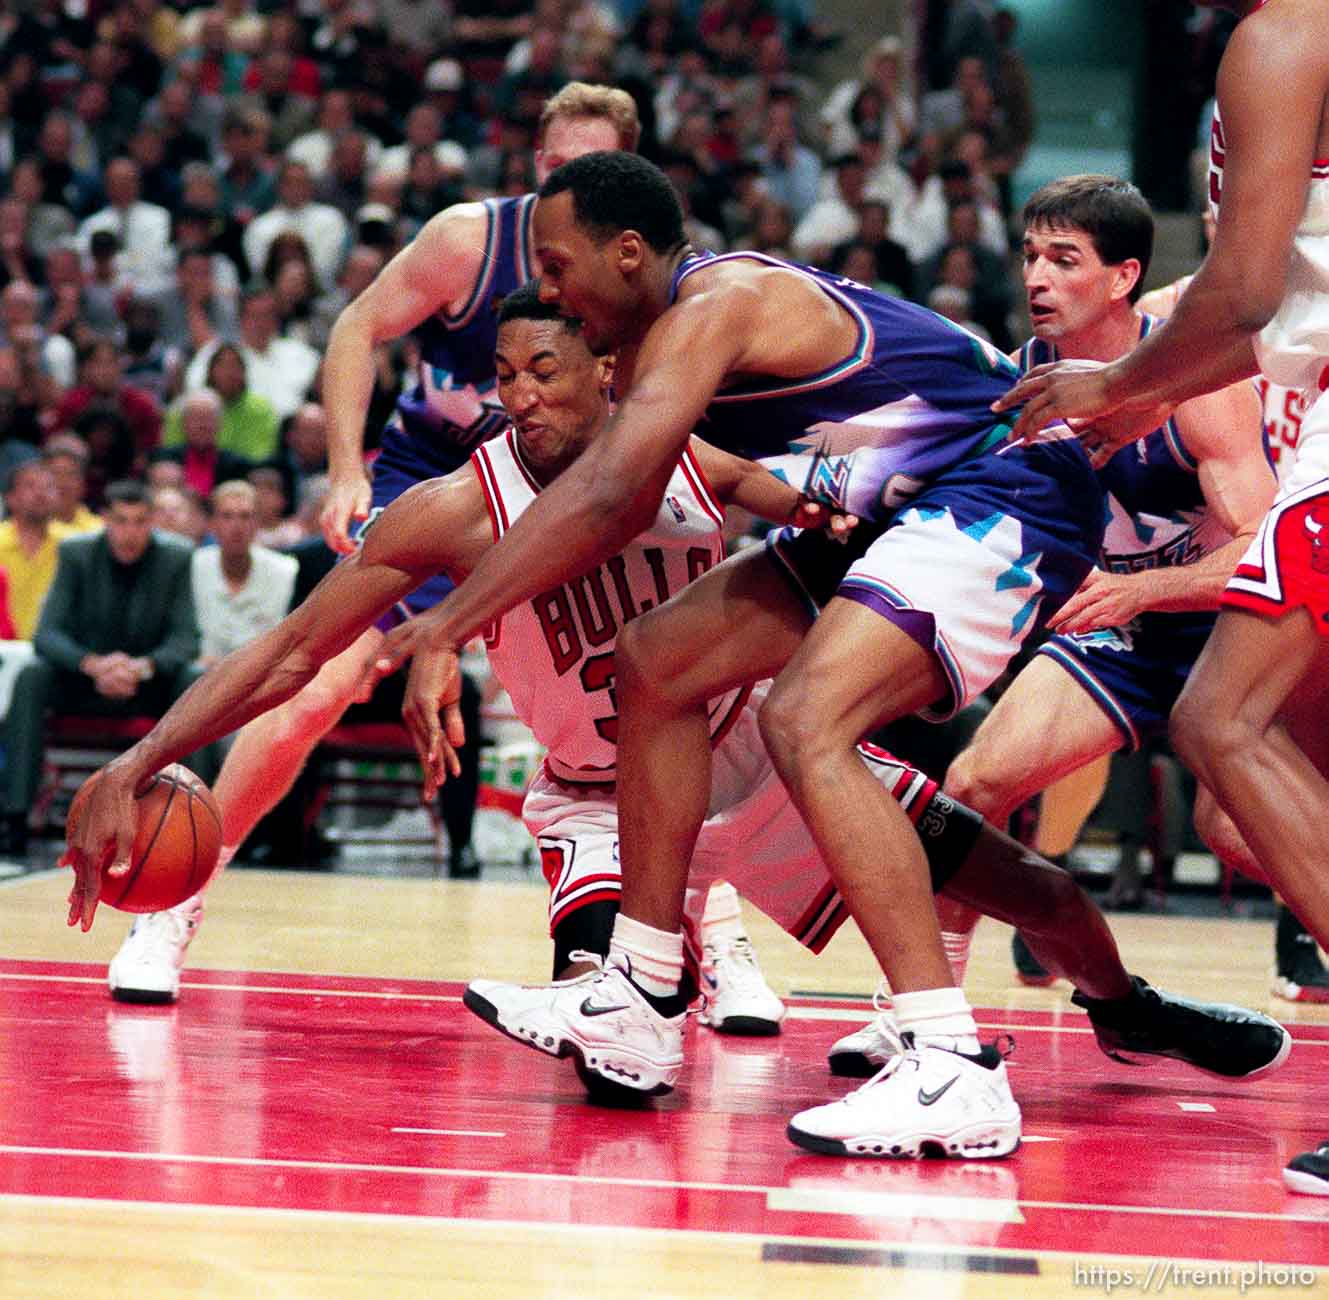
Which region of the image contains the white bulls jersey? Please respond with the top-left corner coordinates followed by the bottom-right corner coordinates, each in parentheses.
top-left (1210, 101), bottom-right (1329, 493)
top-left (471, 430), bottom-right (748, 783)
top-left (1210, 105), bottom-right (1329, 403)
top-left (1256, 376), bottom-right (1311, 487)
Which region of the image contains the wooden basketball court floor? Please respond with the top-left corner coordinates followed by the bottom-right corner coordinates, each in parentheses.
top-left (2, 865), bottom-right (1327, 1299)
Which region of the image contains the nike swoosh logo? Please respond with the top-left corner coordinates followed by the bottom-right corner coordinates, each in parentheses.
top-left (918, 1075), bottom-right (960, 1106)
top-left (580, 998), bottom-right (630, 1017)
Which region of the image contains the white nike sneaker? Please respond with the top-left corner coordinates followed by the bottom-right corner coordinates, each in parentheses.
top-left (698, 936), bottom-right (786, 1036)
top-left (464, 953), bottom-right (686, 1096)
top-left (827, 983), bottom-right (905, 1077)
top-left (788, 1036), bottom-right (1022, 1159)
top-left (107, 895), bottom-right (204, 1005)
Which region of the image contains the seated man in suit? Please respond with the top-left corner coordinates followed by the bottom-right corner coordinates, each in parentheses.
top-left (1, 479), bottom-right (202, 855)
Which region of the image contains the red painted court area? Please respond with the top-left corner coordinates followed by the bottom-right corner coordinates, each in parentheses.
top-left (3, 958), bottom-right (1328, 1271)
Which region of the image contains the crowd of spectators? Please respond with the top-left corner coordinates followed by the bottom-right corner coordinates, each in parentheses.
top-left (0, 0), bottom-right (1036, 851)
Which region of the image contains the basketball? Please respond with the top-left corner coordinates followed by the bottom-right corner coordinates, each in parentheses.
top-left (99, 764), bottom-right (223, 913)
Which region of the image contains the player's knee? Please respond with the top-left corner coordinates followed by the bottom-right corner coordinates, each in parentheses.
top-left (945, 745), bottom-right (1015, 824)
top-left (614, 614), bottom-right (654, 687)
top-left (617, 609), bottom-right (687, 705)
top-left (1169, 681), bottom-right (1236, 777)
top-left (284, 668), bottom-right (357, 740)
top-left (758, 677), bottom-right (827, 782)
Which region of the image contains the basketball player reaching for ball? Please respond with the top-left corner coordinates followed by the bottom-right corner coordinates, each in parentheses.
top-left (349, 154), bottom-right (1284, 1155)
top-left (64, 288), bottom-right (1288, 1146)
top-left (927, 175), bottom-right (1275, 987)
top-left (105, 85), bottom-right (785, 1034)
top-left (996, 0), bottom-right (1329, 1194)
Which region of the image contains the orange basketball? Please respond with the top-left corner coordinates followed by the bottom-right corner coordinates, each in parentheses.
top-left (100, 764), bottom-right (224, 913)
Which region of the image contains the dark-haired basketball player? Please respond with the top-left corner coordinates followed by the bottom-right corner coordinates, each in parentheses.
top-left (365, 151), bottom-right (1284, 1157)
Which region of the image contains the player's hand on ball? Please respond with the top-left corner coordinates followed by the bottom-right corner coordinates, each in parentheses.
top-left (60, 762), bottom-right (139, 932)
top-left (376, 618), bottom-right (467, 801)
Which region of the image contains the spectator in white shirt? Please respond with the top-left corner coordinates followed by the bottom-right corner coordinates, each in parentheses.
top-left (791, 153), bottom-right (868, 266)
top-left (75, 157), bottom-right (174, 296)
top-left (191, 478), bottom-right (298, 668)
top-left (0, 279), bottom-right (76, 392)
top-left (372, 103), bottom-right (466, 188)
top-left (286, 89), bottom-right (382, 181)
top-left (242, 158), bottom-right (350, 292)
top-left (898, 156), bottom-right (1007, 267)
top-left (184, 288), bottom-right (319, 422)
top-left (820, 35), bottom-right (916, 163)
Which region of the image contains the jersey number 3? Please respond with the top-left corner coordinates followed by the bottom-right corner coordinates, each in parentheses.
top-left (581, 652), bottom-right (619, 742)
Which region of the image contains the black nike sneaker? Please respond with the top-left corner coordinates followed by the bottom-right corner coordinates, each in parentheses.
top-left (1284, 1140), bottom-right (1329, 1196)
top-left (1272, 904), bottom-right (1329, 1004)
top-left (1071, 975), bottom-right (1291, 1078)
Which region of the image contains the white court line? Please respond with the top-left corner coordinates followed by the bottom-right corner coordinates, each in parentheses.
top-left (8, 1193), bottom-right (1320, 1276)
top-left (3, 970), bottom-right (1327, 1046)
top-left (767, 1186), bottom-right (1025, 1224)
top-left (5, 1145), bottom-right (1329, 1227)
top-left (391, 1127), bottom-right (505, 1137)
top-left (0, 972), bottom-right (462, 1002)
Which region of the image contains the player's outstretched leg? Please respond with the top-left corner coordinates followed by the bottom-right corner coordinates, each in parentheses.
top-left (105, 628), bottom-right (385, 1002)
top-left (789, 1032), bottom-right (1021, 1159)
top-left (108, 895), bottom-right (204, 1004)
top-left (960, 827), bottom-right (1292, 1079)
top-left (694, 881), bottom-right (786, 1036)
top-left (827, 812), bottom-right (1290, 1080)
top-left (1285, 1141), bottom-right (1329, 1196)
top-left (464, 952), bottom-right (686, 1097)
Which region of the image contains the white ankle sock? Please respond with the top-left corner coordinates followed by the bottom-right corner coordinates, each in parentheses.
top-left (893, 987), bottom-right (981, 1055)
top-left (942, 929), bottom-right (973, 986)
top-left (700, 880), bottom-right (745, 942)
top-left (608, 914), bottom-right (684, 998)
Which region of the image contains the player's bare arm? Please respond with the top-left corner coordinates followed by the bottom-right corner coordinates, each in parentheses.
top-left (62, 472), bottom-right (488, 931)
top-left (320, 204), bottom-right (492, 552)
top-left (1048, 378), bottom-right (1273, 633)
top-left (999, 6), bottom-right (1329, 449)
top-left (1166, 377), bottom-right (1278, 599)
top-left (686, 437), bottom-right (855, 533)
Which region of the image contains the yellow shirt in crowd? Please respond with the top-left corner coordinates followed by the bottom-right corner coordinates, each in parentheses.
top-left (0, 520), bottom-right (78, 640)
